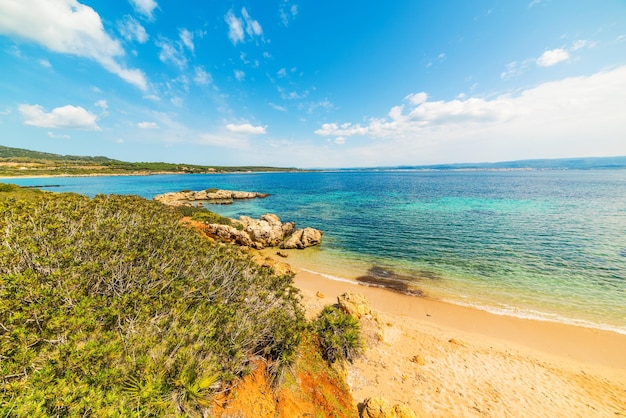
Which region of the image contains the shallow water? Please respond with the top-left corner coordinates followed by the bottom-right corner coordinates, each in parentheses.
top-left (6, 169), bottom-right (626, 333)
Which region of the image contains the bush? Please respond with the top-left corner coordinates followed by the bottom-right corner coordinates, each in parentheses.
top-left (0, 191), bottom-right (305, 416)
top-left (314, 306), bottom-right (363, 364)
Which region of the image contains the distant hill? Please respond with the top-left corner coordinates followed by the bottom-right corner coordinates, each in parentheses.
top-left (0, 145), bottom-right (299, 176)
top-left (389, 156), bottom-right (626, 171)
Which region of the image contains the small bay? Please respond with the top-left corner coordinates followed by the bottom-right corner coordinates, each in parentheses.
top-left (7, 169), bottom-right (626, 334)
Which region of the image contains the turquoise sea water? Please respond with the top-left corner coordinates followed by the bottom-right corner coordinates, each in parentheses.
top-left (6, 170), bottom-right (626, 334)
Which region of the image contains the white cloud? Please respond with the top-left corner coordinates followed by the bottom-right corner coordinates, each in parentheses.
top-left (234, 70), bottom-right (245, 81)
top-left (137, 121), bottom-right (159, 129)
top-left (536, 48), bottom-right (570, 67)
top-left (280, 2), bottom-right (299, 26)
top-left (277, 68), bottom-right (287, 78)
top-left (156, 37), bottom-right (187, 69)
top-left (94, 100), bottom-right (108, 114)
top-left (47, 131), bottom-right (71, 139)
top-left (226, 123), bottom-right (267, 134)
top-left (170, 97), bottom-right (183, 107)
top-left (571, 40), bottom-right (589, 51)
top-left (194, 66), bottom-right (212, 85)
top-left (242, 8), bottom-right (262, 38)
top-left (334, 136), bottom-right (346, 145)
top-left (38, 58), bottom-right (51, 68)
top-left (117, 15), bottom-right (148, 43)
top-left (269, 102), bottom-right (287, 112)
top-left (0, 0), bottom-right (147, 90)
top-left (405, 92), bottom-right (428, 105)
top-left (129, 0), bottom-right (158, 20)
top-left (307, 99), bottom-right (334, 114)
top-left (179, 28), bottom-right (194, 52)
top-left (313, 66), bottom-right (626, 166)
top-left (19, 104), bottom-right (100, 130)
top-left (225, 8), bottom-right (262, 45)
top-left (225, 10), bottom-right (244, 44)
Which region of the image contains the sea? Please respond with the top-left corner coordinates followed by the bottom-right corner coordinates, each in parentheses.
top-left (6, 169), bottom-right (626, 335)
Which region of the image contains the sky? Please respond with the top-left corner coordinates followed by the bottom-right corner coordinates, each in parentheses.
top-left (0, 0), bottom-right (625, 168)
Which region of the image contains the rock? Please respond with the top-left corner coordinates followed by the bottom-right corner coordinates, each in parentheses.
top-left (337, 292), bottom-right (371, 319)
top-left (315, 291), bottom-right (325, 299)
top-left (280, 227), bottom-right (323, 249)
top-left (360, 397), bottom-right (416, 418)
top-left (361, 396), bottom-right (393, 418)
top-left (154, 188), bottom-right (268, 206)
top-left (204, 223), bottom-right (253, 247)
top-left (239, 214), bottom-right (287, 248)
top-left (260, 257), bottom-right (293, 276)
top-left (391, 404), bottom-right (417, 418)
top-left (276, 251), bottom-right (289, 258)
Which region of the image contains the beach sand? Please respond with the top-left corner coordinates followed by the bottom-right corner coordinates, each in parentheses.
top-left (260, 251), bottom-right (626, 417)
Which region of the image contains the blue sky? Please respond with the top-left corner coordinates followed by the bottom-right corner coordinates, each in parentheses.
top-left (0, 0), bottom-right (625, 168)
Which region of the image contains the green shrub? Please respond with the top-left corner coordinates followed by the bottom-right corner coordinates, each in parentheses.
top-left (314, 306), bottom-right (363, 364)
top-left (0, 191), bottom-right (305, 416)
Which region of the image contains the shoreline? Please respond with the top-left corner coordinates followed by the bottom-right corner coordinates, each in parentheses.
top-left (285, 261), bottom-right (626, 416)
top-left (293, 267), bottom-right (626, 373)
top-left (256, 249), bottom-right (626, 377)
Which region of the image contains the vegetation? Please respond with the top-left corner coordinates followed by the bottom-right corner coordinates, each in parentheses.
top-left (0, 187), bottom-right (306, 416)
top-left (0, 145), bottom-right (301, 176)
top-left (314, 306), bottom-right (363, 364)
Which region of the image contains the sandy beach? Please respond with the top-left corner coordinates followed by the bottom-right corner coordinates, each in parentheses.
top-left (260, 251), bottom-right (626, 417)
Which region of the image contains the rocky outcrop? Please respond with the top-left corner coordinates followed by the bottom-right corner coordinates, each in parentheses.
top-left (204, 223), bottom-right (253, 247)
top-left (154, 188), bottom-right (268, 206)
top-left (199, 213), bottom-right (322, 250)
top-left (238, 214), bottom-right (295, 249)
top-left (280, 227), bottom-right (323, 249)
top-left (337, 292), bottom-right (372, 319)
top-left (360, 397), bottom-right (416, 418)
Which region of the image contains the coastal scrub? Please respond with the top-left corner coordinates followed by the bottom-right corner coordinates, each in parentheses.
top-left (0, 189), bottom-right (305, 416)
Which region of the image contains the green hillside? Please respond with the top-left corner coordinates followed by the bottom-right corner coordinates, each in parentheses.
top-left (0, 145), bottom-right (299, 176)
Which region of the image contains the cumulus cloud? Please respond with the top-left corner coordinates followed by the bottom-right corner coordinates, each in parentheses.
top-left (19, 104), bottom-right (100, 130)
top-left (314, 66), bottom-right (626, 165)
top-left (129, 0), bottom-right (158, 20)
top-left (137, 121), bottom-right (159, 129)
top-left (536, 48), bottom-right (570, 67)
top-left (225, 8), bottom-right (262, 45)
top-left (0, 0), bottom-right (147, 90)
top-left (226, 123), bottom-right (267, 134)
top-left (117, 15), bottom-right (148, 43)
top-left (234, 70), bottom-right (245, 81)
